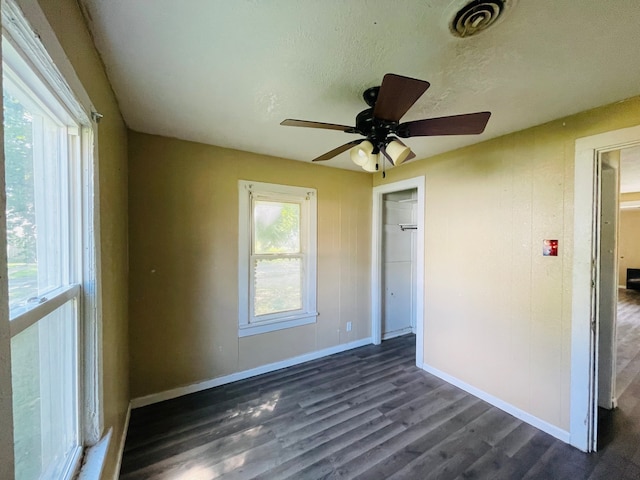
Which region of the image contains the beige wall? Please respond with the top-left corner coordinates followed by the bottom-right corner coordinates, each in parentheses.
top-left (619, 209), bottom-right (640, 287)
top-left (373, 96), bottom-right (640, 431)
top-left (128, 132), bottom-right (372, 398)
top-left (621, 192), bottom-right (640, 202)
top-left (36, 1), bottom-right (130, 478)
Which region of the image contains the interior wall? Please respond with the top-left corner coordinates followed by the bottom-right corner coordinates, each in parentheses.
top-left (128, 131), bottom-right (372, 399)
top-left (619, 208), bottom-right (640, 287)
top-left (35, 1), bottom-right (130, 478)
top-left (373, 95), bottom-right (640, 432)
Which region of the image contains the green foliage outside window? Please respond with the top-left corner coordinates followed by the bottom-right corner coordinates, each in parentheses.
top-left (253, 201), bottom-right (300, 254)
top-left (4, 91), bottom-right (37, 264)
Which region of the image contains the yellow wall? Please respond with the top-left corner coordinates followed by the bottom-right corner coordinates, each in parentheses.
top-left (128, 132), bottom-right (372, 398)
top-left (619, 209), bottom-right (640, 287)
top-left (37, 1), bottom-right (130, 478)
top-left (621, 192), bottom-right (640, 202)
top-left (374, 96), bottom-right (640, 431)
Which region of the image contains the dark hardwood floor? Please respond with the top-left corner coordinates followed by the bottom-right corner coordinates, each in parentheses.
top-left (121, 304), bottom-right (640, 479)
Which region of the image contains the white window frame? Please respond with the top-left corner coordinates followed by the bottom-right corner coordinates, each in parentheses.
top-left (238, 180), bottom-right (317, 337)
top-left (2, 0), bottom-right (103, 477)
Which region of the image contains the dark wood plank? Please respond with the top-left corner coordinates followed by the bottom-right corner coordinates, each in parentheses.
top-left (120, 319), bottom-right (640, 480)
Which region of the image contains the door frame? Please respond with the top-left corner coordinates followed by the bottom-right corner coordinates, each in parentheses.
top-left (371, 176), bottom-right (425, 367)
top-left (571, 124), bottom-right (640, 452)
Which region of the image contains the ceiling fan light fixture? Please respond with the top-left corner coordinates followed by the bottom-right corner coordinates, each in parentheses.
top-left (361, 153), bottom-right (379, 172)
top-left (386, 140), bottom-right (411, 165)
top-left (350, 140), bottom-right (374, 166)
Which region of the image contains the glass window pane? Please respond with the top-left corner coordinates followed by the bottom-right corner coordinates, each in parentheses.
top-left (11, 300), bottom-right (78, 480)
top-left (254, 257), bottom-right (302, 316)
top-left (253, 200), bottom-right (300, 254)
top-left (4, 78), bottom-right (66, 317)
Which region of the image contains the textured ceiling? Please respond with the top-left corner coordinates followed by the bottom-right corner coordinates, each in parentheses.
top-left (79, 0), bottom-right (640, 171)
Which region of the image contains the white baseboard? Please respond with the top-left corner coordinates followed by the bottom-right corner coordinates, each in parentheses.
top-left (421, 363), bottom-right (571, 444)
top-left (382, 327), bottom-right (413, 341)
top-left (112, 403), bottom-right (131, 479)
top-left (131, 337), bottom-right (373, 408)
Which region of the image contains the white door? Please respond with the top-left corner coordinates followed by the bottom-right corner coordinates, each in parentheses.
top-left (382, 189), bottom-right (417, 339)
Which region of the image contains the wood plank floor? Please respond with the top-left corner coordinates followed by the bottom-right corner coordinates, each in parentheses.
top-left (121, 310), bottom-right (640, 479)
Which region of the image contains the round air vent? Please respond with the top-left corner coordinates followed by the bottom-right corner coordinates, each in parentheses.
top-left (451, 0), bottom-right (507, 38)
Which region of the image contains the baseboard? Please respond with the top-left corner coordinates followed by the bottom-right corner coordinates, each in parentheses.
top-left (131, 337), bottom-right (373, 408)
top-left (382, 327), bottom-right (414, 341)
top-left (421, 363), bottom-right (571, 444)
top-left (112, 403), bottom-right (131, 479)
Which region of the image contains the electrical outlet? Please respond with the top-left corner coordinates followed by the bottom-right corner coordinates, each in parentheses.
top-left (346, 321), bottom-right (352, 332)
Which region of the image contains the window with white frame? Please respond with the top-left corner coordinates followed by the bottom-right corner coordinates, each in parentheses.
top-left (238, 181), bottom-right (317, 337)
top-left (2, 6), bottom-right (98, 479)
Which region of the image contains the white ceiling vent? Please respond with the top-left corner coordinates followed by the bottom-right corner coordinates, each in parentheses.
top-left (451, 0), bottom-right (511, 38)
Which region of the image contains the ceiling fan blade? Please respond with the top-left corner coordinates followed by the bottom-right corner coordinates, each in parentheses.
top-left (281, 119), bottom-right (354, 132)
top-left (399, 111), bottom-right (491, 137)
top-left (373, 74), bottom-right (430, 122)
top-left (312, 139), bottom-right (364, 162)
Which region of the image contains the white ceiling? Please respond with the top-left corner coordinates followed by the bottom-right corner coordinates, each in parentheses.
top-left (79, 0), bottom-right (640, 171)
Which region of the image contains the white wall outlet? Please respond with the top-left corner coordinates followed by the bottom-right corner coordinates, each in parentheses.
top-left (346, 321), bottom-right (352, 332)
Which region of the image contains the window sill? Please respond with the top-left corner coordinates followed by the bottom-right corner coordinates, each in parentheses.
top-left (77, 429), bottom-right (111, 480)
top-left (238, 313), bottom-right (318, 337)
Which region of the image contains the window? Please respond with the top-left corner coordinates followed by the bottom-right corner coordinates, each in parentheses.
top-left (2, 8), bottom-right (98, 478)
top-left (238, 181), bottom-right (317, 337)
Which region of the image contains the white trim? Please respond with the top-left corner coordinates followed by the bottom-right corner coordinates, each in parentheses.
top-left (371, 176), bottom-right (425, 368)
top-left (6, 0), bottom-right (93, 125)
top-left (571, 124), bottom-right (640, 452)
top-left (238, 314), bottom-right (317, 337)
top-left (131, 337), bottom-right (372, 408)
top-left (382, 326), bottom-right (414, 341)
top-left (112, 404), bottom-right (131, 480)
top-left (422, 363), bottom-right (570, 443)
top-left (81, 126), bottom-right (103, 444)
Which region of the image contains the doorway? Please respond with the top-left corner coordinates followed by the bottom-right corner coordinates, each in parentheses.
top-left (381, 188), bottom-right (418, 340)
top-left (571, 124), bottom-right (640, 452)
top-left (371, 176), bottom-right (425, 367)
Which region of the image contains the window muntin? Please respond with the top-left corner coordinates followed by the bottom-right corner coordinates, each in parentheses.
top-left (3, 37), bottom-right (83, 479)
top-left (239, 181), bottom-right (317, 336)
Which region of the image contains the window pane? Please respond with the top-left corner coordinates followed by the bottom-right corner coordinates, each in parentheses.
top-left (253, 200), bottom-right (300, 254)
top-left (3, 81), bottom-right (65, 316)
top-left (254, 257), bottom-right (302, 316)
top-left (11, 300), bottom-right (78, 480)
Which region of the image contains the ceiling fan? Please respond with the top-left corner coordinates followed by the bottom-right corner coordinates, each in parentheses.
top-left (281, 73), bottom-right (491, 174)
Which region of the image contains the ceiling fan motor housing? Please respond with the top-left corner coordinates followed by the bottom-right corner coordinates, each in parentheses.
top-left (355, 108), bottom-right (399, 152)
